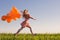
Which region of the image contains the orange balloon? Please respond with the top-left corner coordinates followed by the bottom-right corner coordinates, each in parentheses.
top-left (7, 6), bottom-right (21, 21)
top-left (6, 16), bottom-right (12, 23)
top-left (1, 6), bottom-right (21, 23)
top-left (1, 15), bottom-right (7, 21)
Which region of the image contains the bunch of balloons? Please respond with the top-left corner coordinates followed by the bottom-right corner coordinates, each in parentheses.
top-left (1, 6), bottom-right (21, 23)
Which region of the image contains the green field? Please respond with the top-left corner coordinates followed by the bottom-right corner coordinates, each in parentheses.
top-left (0, 33), bottom-right (60, 40)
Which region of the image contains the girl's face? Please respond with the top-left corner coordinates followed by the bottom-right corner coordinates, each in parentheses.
top-left (24, 9), bottom-right (28, 14)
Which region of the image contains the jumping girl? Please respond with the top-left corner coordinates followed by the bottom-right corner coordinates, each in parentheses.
top-left (15, 9), bottom-right (36, 36)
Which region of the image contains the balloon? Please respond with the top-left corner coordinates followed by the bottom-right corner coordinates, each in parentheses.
top-left (6, 16), bottom-right (12, 23)
top-left (1, 6), bottom-right (21, 23)
top-left (7, 6), bottom-right (21, 23)
top-left (1, 15), bottom-right (7, 21)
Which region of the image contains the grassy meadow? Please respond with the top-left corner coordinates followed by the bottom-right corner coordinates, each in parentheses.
top-left (0, 33), bottom-right (60, 40)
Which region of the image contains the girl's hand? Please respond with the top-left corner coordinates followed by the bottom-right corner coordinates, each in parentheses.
top-left (33, 19), bottom-right (36, 20)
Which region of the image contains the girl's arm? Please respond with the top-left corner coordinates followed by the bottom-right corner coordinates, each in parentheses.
top-left (20, 10), bottom-right (23, 13)
top-left (28, 14), bottom-right (36, 20)
top-left (30, 17), bottom-right (36, 20)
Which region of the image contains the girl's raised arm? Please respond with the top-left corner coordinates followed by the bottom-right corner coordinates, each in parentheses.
top-left (28, 14), bottom-right (36, 20)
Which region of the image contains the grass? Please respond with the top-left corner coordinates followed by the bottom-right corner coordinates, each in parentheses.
top-left (0, 33), bottom-right (60, 40)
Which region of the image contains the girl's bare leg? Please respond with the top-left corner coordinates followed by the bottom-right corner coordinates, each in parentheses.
top-left (15, 27), bottom-right (24, 36)
top-left (28, 27), bottom-right (33, 35)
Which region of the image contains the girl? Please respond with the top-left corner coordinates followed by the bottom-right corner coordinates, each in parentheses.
top-left (15, 9), bottom-right (36, 36)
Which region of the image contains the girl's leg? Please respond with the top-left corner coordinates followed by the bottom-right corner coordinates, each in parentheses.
top-left (28, 26), bottom-right (33, 35)
top-left (15, 27), bottom-right (24, 36)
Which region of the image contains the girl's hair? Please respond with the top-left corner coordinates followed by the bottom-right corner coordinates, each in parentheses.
top-left (23, 9), bottom-right (28, 13)
top-left (23, 9), bottom-right (30, 19)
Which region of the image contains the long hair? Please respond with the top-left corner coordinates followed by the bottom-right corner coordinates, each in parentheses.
top-left (23, 9), bottom-right (30, 19)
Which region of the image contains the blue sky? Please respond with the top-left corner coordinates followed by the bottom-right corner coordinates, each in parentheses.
top-left (0, 0), bottom-right (60, 33)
